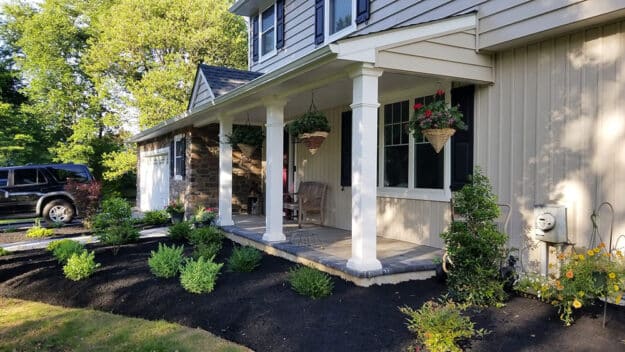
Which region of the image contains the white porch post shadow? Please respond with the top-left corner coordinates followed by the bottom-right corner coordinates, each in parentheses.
top-left (217, 115), bottom-right (234, 226)
top-left (347, 64), bottom-right (383, 272)
top-left (263, 98), bottom-right (287, 242)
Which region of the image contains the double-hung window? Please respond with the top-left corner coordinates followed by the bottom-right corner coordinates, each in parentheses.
top-left (260, 5), bottom-right (276, 57)
top-left (325, 0), bottom-right (356, 42)
top-left (378, 94), bottom-right (451, 201)
top-left (171, 134), bottom-right (186, 180)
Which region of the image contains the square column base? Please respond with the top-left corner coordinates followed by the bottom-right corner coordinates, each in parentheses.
top-left (262, 232), bottom-right (286, 242)
top-left (347, 257), bottom-right (382, 272)
top-left (217, 218), bottom-right (234, 227)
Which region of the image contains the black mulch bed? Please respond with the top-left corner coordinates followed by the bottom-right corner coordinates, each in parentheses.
top-left (2, 238), bottom-right (625, 352)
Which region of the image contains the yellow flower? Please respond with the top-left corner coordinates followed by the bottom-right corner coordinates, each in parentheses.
top-left (609, 272), bottom-right (616, 279)
top-left (616, 295), bottom-right (622, 304)
top-left (594, 247), bottom-right (601, 254)
top-left (578, 291), bottom-right (585, 298)
top-left (587, 250), bottom-right (595, 256)
top-left (578, 254), bottom-right (585, 261)
top-left (614, 285), bottom-right (620, 291)
top-left (572, 299), bottom-right (582, 309)
top-left (617, 250), bottom-right (623, 258)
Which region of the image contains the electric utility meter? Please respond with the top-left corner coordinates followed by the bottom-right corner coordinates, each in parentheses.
top-left (534, 205), bottom-right (568, 243)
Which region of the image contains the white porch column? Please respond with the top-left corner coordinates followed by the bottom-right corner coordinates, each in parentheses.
top-left (347, 64), bottom-right (383, 272)
top-left (217, 115), bottom-right (234, 226)
top-left (263, 98), bottom-right (287, 242)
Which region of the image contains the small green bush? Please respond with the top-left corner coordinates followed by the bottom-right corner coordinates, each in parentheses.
top-left (148, 243), bottom-right (185, 278)
top-left (63, 251), bottom-right (100, 281)
top-left (227, 246), bottom-right (262, 272)
top-left (400, 298), bottom-right (487, 352)
top-left (141, 210), bottom-right (170, 226)
top-left (179, 256), bottom-right (223, 294)
top-left (288, 266), bottom-right (333, 299)
top-left (47, 239), bottom-right (85, 264)
top-left (168, 221), bottom-right (193, 242)
top-left (99, 222), bottom-right (139, 246)
top-left (93, 197), bottom-right (133, 230)
top-left (192, 241), bottom-right (222, 260)
top-left (0, 247), bottom-right (11, 256)
top-left (188, 226), bottom-right (223, 246)
top-left (26, 225), bottom-right (54, 238)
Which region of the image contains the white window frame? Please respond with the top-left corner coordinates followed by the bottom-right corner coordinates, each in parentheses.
top-left (173, 134), bottom-right (185, 181)
top-left (377, 93), bottom-right (452, 202)
top-left (324, 0), bottom-right (357, 44)
top-left (258, 3), bottom-right (277, 62)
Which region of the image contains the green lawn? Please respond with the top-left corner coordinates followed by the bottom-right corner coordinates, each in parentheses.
top-left (0, 298), bottom-right (249, 352)
top-left (0, 218), bottom-right (35, 225)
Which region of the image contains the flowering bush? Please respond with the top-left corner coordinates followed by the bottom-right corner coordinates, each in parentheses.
top-left (408, 89), bottom-right (467, 137)
top-left (515, 244), bottom-right (625, 325)
top-left (165, 200), bottom-right (184, 215)
top-left (193, 206), bottom-right (217, 223)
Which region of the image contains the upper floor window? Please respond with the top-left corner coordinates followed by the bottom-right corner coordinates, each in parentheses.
top-left (315, 0), bottom-right (370, 45)
top-left (261, 5), bottom-right (276, 57)
top-left (328, 0), bottom-right (353, 36)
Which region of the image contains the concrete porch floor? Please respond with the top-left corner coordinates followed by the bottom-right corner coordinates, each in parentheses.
top-left (220, 215), bottom-right (443, 286)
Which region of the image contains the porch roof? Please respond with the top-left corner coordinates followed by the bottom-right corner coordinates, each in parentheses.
top-left (128, 13), bottom-right (491, 144)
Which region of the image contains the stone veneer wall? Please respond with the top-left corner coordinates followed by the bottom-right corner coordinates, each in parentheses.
top-left (136, 124), bottom-right (263, 216)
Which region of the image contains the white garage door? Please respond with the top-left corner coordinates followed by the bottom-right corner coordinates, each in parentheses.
top-left (140, 148), bottom-right (170, 211)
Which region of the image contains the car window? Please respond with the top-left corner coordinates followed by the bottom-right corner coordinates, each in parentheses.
top-left (47, 165), bottom-right (89, 183)
top-left (14, 168), bottom-right (46, 186)
top-left (0, 170), bottom-right (7, 187)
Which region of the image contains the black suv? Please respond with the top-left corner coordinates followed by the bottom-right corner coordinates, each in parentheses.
top-left (0, 164), bottom-right (93, 223)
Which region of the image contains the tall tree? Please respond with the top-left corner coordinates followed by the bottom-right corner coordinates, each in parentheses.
top-left (85, 0), bottom-right (247, 129)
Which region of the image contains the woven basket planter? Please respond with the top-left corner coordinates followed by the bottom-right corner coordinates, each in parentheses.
top-left (237, 143), bottom-right (257, 158)
top-left (422, 128), bottom-right (456, 153)
top-left (299, 131), bottom-right (329, 155)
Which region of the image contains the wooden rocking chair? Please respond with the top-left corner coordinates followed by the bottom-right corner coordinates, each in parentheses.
top-left (283, 181), bottom-right (328, 228)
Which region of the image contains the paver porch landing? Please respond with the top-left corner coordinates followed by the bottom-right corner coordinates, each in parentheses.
top-left (220, 215), bottom-right (443, 287)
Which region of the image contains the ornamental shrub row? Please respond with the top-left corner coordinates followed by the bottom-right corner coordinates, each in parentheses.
top-left (47, 239), bottom-right (99, 281)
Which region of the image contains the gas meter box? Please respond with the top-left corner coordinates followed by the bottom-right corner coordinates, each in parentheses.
top-left (534, 205), bottom-right (568, 244)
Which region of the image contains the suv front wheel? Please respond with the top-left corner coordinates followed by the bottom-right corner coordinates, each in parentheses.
top-left (43, 199), bottom-right (75, 224)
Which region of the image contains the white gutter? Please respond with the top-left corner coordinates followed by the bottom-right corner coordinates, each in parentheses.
top-left (128, 46), bottom-right (335, 143)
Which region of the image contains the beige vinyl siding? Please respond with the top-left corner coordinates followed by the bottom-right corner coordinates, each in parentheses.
top-left (475, 20), bottom-right (625, 265)
top-left (477, 0), bottom-right (625, 49)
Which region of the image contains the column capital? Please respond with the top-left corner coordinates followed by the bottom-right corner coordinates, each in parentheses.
top-left (262, 96), bottom-right (288, 109)
top-left (348, 63), bottom-right (384, 79)
top-left (218, 114), bottom-right (233, 124)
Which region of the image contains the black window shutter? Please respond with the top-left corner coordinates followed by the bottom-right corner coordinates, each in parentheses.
top-left (180, 137), bottom-right (186, 178)
top-left (450, 85), bottom-right (474, 191)
top-left (356, 0), bottom-right (370, 24)
top-left (314, 0), bottom-right (324, 45)
top-left (252, 15), bottom-right (259, 62)
top-left (340, 111), bottom-right (352, 187)
top-left (276, 0), bottom-right (285, 49)
top-left (169, 140), bottom-right (174, 178)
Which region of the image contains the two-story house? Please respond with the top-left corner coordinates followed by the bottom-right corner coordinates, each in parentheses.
top-left (130, 0), bottom-right (625, 282)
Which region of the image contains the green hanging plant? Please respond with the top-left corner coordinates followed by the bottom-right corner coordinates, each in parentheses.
top-left (226, 125), bottom-right (264, 147)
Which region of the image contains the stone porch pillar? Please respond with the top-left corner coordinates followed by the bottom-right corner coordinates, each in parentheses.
top-left (217, 115), bottom-right (234, 226)
top-left (347, 64), bottom-right (383, 272)
top-left (263, 98), bottom-right (287, 242)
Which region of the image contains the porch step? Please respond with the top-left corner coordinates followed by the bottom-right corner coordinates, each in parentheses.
top-left (220, 225), bottom-right (441, 287)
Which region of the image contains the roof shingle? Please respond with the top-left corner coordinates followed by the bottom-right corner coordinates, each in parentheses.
top-left (199, 64), bottom-right (263, 98)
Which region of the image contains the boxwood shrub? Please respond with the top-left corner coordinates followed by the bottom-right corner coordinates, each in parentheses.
top-left (168, 221), bottom-right (193, 242)
top-left (227, 246), bottom-right (262, 272)
top-left (148, 243), bottom-right (185, 278)
top-left (63, 251), bottom-right (100, 281)
top-left (179, 256), bottom-right (223, 294)
top-left (288, 265), bottom-right (333, 299)
top-left (47, 239), bottom-right (86, 264)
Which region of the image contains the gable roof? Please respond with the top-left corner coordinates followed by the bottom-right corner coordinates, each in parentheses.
top-left (188, 64), bottom-right (263, 111)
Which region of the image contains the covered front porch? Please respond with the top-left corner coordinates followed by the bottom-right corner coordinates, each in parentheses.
top-left (221, 215), bottom-right (442, 287)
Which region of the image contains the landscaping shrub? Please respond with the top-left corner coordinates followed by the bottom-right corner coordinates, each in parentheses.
top-left (188, 226), bottom-right (223, 246)
top-left (227, 246), bottom-right (262, 272)
top-left (192, 241), bottom-right (222, 260)
top-left (93, 197), bottom-right (138, 249)
top-left (47, 239), bottom-right (85, 264)
top-left (63, 251), bottom-right (100, 281)
top-left (26, 219), bottom-right (54, 238)
top-left (64, 180), bottom-right (102, 227)
top-left (148, 243), bottom-right (185, 278)
top-left (440, 169), bottom-right (508, 306)
top-left (288, 265), bottom-right (333, 299)
top-left (140, 210), bottom-right (170, 226)
top-left (0, 247), bottom-right (11, 256)
top-left (168, 221), bottom-right (193, 242)
top-left (179, 256), bottom-right (223, 294)
top-left (400, 298), bottom-right (487, 352)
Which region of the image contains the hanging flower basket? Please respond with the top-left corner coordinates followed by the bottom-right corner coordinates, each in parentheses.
top-left (408, 89), bottom-right (467, 154)
top-left (237, 143), bottom-right (256, 158)
top-left (287, 94), bottom-right (331, 155)
top-left (422, 128), bottom-right (456, 153)
top-left (226, 125), bottom-right (264, 158)
top-left (299, 131), bottom-right (329, 155)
